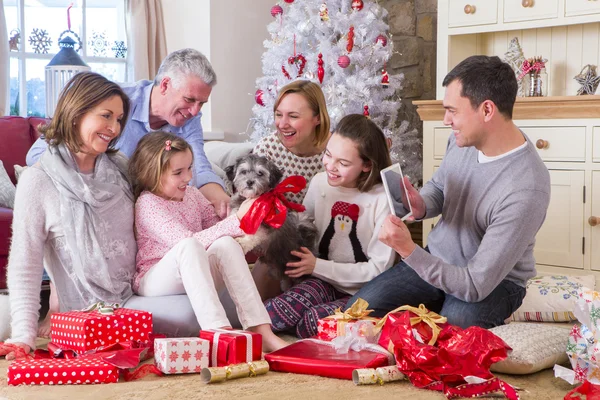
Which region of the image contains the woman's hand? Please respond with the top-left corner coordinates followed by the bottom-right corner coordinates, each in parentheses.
top-left (0, 342), bottom-right (31, 360)
top-left (236, 198), bottom-right (257, 219)
top-left (285, 247), bottom-right (317, 278)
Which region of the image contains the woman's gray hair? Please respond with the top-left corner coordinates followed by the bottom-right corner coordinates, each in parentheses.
top-left (154, 48), bottom-right (217, 89)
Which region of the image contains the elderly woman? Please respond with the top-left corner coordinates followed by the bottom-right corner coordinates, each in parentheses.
top-left (1, 72), bottom-right (136, 358)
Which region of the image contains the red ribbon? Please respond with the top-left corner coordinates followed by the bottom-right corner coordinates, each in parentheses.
top-left (239, 176), bottom-right (307, 235)
top-left (518, 59), bottom-right (545, 79)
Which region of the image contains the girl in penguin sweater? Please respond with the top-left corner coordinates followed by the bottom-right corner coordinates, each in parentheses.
top-left (265, 114), bottom-right (396, 338)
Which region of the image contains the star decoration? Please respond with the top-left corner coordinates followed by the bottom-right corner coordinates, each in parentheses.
top-left (181, 350), bottom-right (191, 362)
top-left (169, 350), bottom-right (179, 362)
top-left (575, 64), bottom-right (600, 95)
top-left (194, 350), bottom-right (204, 359)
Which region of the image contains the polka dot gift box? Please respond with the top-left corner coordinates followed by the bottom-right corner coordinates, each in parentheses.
top-left (154, 337), bottom-right (210, 374)
top-left (7, 357), bottom-right (119, 386)
top-left (50, 307), bottom-right (153, 353)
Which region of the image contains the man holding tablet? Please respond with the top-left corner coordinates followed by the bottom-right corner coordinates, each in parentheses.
top-left (346, 55), bottom-right (551, 329)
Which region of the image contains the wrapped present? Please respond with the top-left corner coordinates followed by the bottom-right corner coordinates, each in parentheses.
top-left (554, 287), bottom-right (600, 389)
top-left (7, 357), bottom-right (119, 386)
top-left (51, 303), bottom-right (152, 353)
top-left (154, 337), bottom-right (210, 374)
top-left (380, 304), bottom-right (517, 399)
top-left (264, 338), bottom-right (394, 380)
top-left (317, 298), bottom-right (379, 342)
top-left (199, 329), bottom-right (261, 367)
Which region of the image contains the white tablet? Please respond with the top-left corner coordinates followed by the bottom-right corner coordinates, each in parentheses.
top-left (380, 163), bottom-right (413, 221)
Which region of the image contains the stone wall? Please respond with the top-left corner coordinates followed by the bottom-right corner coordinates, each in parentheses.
top-left (380, 0), bottom-right (437, 147)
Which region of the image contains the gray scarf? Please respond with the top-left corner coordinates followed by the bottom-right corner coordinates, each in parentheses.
top-left (40, 143), bottom-right (134, 308)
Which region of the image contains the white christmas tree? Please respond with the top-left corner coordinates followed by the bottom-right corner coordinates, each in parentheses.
top-left (250, 0), bottom-right (423, 182)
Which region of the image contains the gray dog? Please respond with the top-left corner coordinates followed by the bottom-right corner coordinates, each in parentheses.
top-left (225, 154), bottom-right (319, 288)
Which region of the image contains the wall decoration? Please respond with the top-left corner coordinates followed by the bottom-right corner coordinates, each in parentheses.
top-left (574, 64), bottom-right (600, 96)
top-left (28, 28), bottom-right (52, 54)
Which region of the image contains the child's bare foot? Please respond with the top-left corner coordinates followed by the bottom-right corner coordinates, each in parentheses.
top-left (39, 282), bottom-right (59, 338)
top-left (38, 315), bottom-right (52, 338)
top-left (262, 334), bottom-right (288, 353)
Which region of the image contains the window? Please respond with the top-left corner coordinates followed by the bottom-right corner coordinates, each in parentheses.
top-left (6, 0), bottom-right (128, 117)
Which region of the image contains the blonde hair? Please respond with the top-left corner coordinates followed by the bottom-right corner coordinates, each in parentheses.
top-left (39, 72), bottom-right (130, 154)
top-left (128, 132), bottom-right (193, 200)
top-left (273, 80), bottom-right (330, 148)
top-left (334, 114), bottom-right (391, 192)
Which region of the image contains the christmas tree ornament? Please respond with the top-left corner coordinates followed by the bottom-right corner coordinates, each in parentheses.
top-left (575, 64), bottom-right (600, 95)
top-left (29, 28), bottom-right (52, 54)
top-left (112, 41), bottom-right (127, 58)
top-left (319, 3), bottom-right (330, 21)
top-left (352, 0), bottom-right (364, 11)
top-left (271, 5), bottom-right (283, 17)
top-left (282, 35), bottom-right (306, 79)
top-left (338, 55), bottom-right (350, 68)
top-left (375, 34), bottom-right (387, 47)
top-left (9, 29), bottom-right (20, 51)
top-left (284, 0), bottom-right (295, 3)
top-left (89, 30), bottom-right (109, 57)
top-left (381, 67), bottom-right (389, 88)
top-left (318, 53), bottom-right (325, 83)
top-left (363, 105), bottom-right (370, 117)
top-left (503, 37), bottom-right (526, 96)
top-left (347, 26), bottom-right (355, 53)
top-left (255, 89), bottom-right (265, 106)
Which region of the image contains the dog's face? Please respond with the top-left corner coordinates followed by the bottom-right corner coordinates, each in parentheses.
top-left (225, 154), bottom-right (283, 199)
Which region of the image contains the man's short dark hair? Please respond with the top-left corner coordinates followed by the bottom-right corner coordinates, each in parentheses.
top-left (442, 55), bottom-right (518, 119)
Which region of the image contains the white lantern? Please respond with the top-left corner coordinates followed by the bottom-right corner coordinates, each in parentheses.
top-left (45, 35), bottom-right (90, 118)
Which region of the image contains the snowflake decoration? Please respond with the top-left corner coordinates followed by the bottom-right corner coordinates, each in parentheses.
top-left (88, 31), bottom-right (108, 57)
top-left (111, 41), bottom-right (127, 58)
top-left (575, 64), bottom-right (600, 95)
top-left (28, 28), bottom-right (52, 54)
top-left (9, 29), bottom-right (20, 51)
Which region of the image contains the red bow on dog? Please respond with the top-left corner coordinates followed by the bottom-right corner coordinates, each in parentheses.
top-left (240, 176), bottom-right (307, 234)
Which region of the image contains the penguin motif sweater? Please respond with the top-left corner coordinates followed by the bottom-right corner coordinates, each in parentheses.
top-left (303, 172), bottom-right (396, 295)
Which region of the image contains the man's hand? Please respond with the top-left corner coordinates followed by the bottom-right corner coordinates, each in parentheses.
top-left (402, 176), bottom-right (426, 220)
top-left (285, 247), bottom-right (317, 278)
top-left (199, 183), bottom-right (231, 219)
top-left (0, 342), bottom-right (31, 360)
top-left (236, 198), bottom-right (257, 219)
top-left (379, 214), bottom-right (417, 258)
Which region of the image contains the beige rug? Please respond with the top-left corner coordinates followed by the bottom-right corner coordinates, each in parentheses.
top-left (0, 338), bottom-right (576, 400)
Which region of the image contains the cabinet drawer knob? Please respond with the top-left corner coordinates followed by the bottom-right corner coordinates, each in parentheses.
top-left (464, 4), bottom-right (476, 14)
top-left (522, 0), bottom-right (533, 7)
top-left (535, 139), bottom-right (549, 149)
top-left (590, 216), bottom-right (600, 227)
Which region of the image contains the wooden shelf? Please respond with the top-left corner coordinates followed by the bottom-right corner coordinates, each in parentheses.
top-left (414, 95), bottom-right (600, 121)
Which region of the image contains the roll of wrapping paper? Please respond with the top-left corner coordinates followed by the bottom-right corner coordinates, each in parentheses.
top-left (201, 360), bottom-right (269, 384)
top-left (352, 365), bottom-right (406, 385)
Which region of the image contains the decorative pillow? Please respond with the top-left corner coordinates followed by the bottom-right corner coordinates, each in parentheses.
top-left (510, 275), bottom-right (595, 322)
top-left (490, 323), bottom-right (570, 374)
top-left (204, 141), bottom-right (254, 171)
top-left (14, 164), bottom-right (27, 182)
top-left (0, 161), bottom-right (16, 209)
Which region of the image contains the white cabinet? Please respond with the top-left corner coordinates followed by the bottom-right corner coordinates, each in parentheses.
top-left (417, 100), bottom-right (600, 279)
top-left (448, 0), bottom-right (498, 27)
top-left (565, 0), bottom-right (600, 17)
top-left (503, 0), bottom-right (559, 23)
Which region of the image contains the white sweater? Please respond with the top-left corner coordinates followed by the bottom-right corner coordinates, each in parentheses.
top-left (6, 166), bottom-right (136, 349)
top-left (304, 172), bottom-right (396, 295)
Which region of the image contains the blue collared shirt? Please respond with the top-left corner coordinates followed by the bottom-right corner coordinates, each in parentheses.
top-left (26, 80), bottom-right (223, 189)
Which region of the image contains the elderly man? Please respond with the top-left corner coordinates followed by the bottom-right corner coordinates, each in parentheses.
top-left (347, 55), bottom-right (551, 329)
top-left (27, 48), bottom-right (229, 214)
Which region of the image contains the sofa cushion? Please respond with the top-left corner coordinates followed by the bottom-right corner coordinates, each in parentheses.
top-left (0, 116), bottom-right (47, 184)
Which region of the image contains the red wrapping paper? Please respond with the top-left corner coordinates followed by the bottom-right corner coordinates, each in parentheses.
top-left (199, 329), bottom-right (262, 367)
top-left (264, 339), bottom-right (393, 380)
top-left (50, 308), bottom-right (152, 353)
top-left (7, 357), bottom-right (119, 386)
top-left (565, 380), bottom-right (600, 399)
top-left (317, 318), bottom-right (378, 342)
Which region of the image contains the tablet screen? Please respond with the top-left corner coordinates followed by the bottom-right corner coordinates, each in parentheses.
top-left (380, 163), bottom-right (413, 221)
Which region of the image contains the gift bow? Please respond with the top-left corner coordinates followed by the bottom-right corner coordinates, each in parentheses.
top-left (375, 304), bottom-right (447, 346)
top-left (82, 301), bottom-right (120, 315)
top-left (239, 176), bottom-right (307, 235)
top-left (327, 298), bottom-right (376, 321)
top-left (518, 58), bottom-right (546, 79)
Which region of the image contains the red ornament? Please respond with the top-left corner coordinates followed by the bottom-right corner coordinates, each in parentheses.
top-left (271, 5), bottom-right (283, 17)
top-left (255, 89), bottom-right (265, 106)
top-left (347, 26), bottom-right (355, 53)
top-left (363, 105), bottom-right (370, 117)
top-left (337, 55), bottom-right (350, 68)
top-left (351, 0), bottom-right (364, 11)
top-left (375, 34), bottom-right (388, 47)
top-left (284, 0), bottom-right (294, 3)
top-left (381, 68), bottom-right (389, 88)
top-left (283, 54), bottom-right (307, 79)
top-left (317, 53), bottom-right (325, 83)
